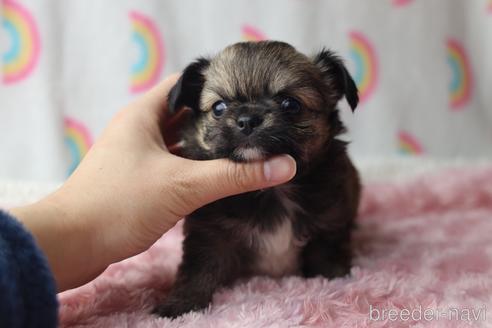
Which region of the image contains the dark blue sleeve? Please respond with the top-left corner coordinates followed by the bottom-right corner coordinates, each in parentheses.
top-left (0, 210), bottom-right (58, 328)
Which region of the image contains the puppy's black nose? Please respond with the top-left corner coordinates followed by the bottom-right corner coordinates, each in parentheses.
top-left (236, 114), bottom-right (263, 135)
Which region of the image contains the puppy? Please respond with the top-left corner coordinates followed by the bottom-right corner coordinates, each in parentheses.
top-left (154, 41), bottom-right (361, 318)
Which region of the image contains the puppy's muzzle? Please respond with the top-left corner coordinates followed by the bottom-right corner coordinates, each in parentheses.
top-left (236, 114), bottom-right (264, 136)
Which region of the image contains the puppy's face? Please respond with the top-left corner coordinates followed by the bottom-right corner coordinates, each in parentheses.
top-left (169, 41), bottom-right (358, 165)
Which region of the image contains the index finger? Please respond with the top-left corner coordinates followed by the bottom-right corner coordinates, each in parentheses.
top-left (147, 73), bottom-right (181, 115)
top-left (129, 73), bottom-right (181, 120)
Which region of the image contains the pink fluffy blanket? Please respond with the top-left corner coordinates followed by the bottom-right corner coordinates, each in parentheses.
top-left (58, 167), bottom-right (492, 327)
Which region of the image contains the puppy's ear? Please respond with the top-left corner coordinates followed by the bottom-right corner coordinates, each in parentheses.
top-left (313, 49), bottom-right (359, 111)
top-left (168, 57), bottom-right (210, 114)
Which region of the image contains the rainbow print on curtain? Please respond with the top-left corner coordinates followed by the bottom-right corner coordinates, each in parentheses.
top-left (129, 11), bottom-right (164, 94)
top-left (392, 0), bottom-right (414, 7)
top-left (1, 0), bottom-right (40, 84)
top-left (447, 39), bottom-right (473, 110)
top-left (398, 130), bottom-right (424, 155)
top-left (349, 31), bottom-right (378, 104)
top-left (64, 117), bottom-right (93, 175)
top-left (241, 24), bottom-right (266, 41)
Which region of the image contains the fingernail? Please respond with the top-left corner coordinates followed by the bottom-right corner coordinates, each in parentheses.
top-left (264, 155), bottom-right (297, 182)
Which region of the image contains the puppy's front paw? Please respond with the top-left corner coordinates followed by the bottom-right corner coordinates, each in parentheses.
top-left (152, 298), bottom-right (208, 318)
top-left (320, 261), bottom-right (351, 279)
top-left (152, 303), bottom-right (185, 319)
top-left (303, 261), bottom-right (351, 279)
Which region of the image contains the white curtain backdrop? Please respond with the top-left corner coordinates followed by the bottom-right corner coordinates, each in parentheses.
top-left (1, 0), bottom-right (491, 182)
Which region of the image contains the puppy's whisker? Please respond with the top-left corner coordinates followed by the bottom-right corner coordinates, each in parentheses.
top-left (268, 135), bottom-right (283, 144)
top-left (292, 122), bottom-right (316, 135)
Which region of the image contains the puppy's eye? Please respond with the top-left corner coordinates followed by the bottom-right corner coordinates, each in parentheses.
top-left (280, 97), bottom-right (301, 112)
top-left (212, 101), bottom-right (227, 117)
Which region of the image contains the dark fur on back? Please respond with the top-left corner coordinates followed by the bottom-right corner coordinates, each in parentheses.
top-left (154, 41), bottom-right (361, 318)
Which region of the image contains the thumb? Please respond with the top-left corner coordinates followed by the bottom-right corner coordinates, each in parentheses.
top-left (172, 155), bottom-right (297, 214)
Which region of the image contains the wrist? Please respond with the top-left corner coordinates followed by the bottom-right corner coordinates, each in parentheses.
top-left (11, 192), bottom-right (105, 291)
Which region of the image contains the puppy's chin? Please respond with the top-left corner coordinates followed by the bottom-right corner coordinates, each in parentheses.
top-left (230, 146), bottom-right (266, 162)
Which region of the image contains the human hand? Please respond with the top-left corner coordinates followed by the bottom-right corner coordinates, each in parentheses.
top-left (12, 75), bottom-right (296, 291)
